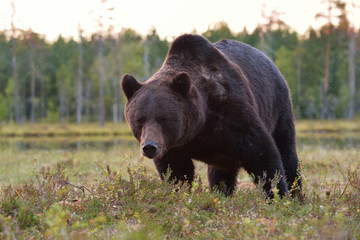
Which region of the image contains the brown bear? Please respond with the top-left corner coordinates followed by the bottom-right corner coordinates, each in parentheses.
top-left (121, 34), bottom-right (302, 198)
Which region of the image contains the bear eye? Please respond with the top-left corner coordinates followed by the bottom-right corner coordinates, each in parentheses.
top-left (135, 117), bottom-right (145, 125)
top-left (156, 116), bottom-right (168, 124)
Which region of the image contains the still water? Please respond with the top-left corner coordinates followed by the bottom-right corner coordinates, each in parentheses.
top-left (297, 132), bottom-right (360, 150)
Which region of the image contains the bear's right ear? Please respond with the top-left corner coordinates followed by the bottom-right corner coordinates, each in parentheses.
top-left (121, 74), bottom-right (143, 100)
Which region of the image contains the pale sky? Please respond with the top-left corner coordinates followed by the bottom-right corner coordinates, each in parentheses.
top-left (0, 0), bottom-right (359, 41)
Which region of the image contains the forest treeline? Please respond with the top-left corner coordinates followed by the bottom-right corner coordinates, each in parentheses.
top-left (0, 3), bottom-right (359, 124)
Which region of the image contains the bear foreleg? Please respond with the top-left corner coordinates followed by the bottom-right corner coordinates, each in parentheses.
top-left (153, 148), bottom-right (195, 186)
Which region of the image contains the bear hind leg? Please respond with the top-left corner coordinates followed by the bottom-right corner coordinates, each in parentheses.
top-left (272, 113), bottom-right (302, 196)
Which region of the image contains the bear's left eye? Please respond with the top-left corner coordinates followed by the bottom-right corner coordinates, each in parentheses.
top-left (156, 116), bottom-right (168, 124)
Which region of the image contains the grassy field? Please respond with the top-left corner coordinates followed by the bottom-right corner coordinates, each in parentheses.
top-left (0, 121), bottom-right (359, 239)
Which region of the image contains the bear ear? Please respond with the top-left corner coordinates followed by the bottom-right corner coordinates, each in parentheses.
top-left (170, 72), bottom-right (191, 96)
top-left (121, 74), bottom-right (143, 100)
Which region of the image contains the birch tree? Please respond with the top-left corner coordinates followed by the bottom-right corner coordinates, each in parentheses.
top-left (10, 1), bottom-right (21, 123)
top-left (76, 25), bottom-right (84, 124)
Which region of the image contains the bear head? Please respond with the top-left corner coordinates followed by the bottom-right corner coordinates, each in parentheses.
top-left (121, 71), bottom-right (206, 159)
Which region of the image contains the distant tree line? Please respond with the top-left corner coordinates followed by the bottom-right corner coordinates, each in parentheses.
top-left (0, 2), bottom-right (359, 124)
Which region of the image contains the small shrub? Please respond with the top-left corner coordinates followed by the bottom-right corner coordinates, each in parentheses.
top-left (1, 194), bottom-right (21, 217)
top-left (83, 198), bottom-right (104, 220)
top-left (17, 205), bottom-right (40, 229)
top-left (43, 204), bottom-right (70, 238)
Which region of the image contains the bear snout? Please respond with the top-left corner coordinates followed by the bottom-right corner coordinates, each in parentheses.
top-left (142, 141), bottom-right (159, 159)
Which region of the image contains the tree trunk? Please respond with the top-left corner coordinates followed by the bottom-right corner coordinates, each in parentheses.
top-left (144, 38), bottom-right (150, 80)
top-left (59, 77), bottom-right (66, 124)
top-left (118, 34), bottom-right (124, 123)
top-left (112, 34), bottom-right (123, 123)
top-left (37, 53), bottom-right (46, 119)
top-left (112, 42), bottom-right (118, 124)
top-left (11, 37), bottom-right (21, 123)
top-left (98, 34), bottom-right (105, 126)
top-left (317, 0), bottom-right (335, 120)
top-left (320, 37), bottom-right (331, 119)
top-left (348, 27), bottom-right (356, 119)
top-left (29, 41), bottom-right (36, 124)
top-left (76, 27), bottom-right (83, 124)
top-left (11, 1), bottom-right (21, 123)
top-left (84, 80), bottom-right (92, 124)
top-left (296, 49), bottom-right (302, 119)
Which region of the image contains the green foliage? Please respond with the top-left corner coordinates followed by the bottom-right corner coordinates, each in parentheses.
top-left (0, 8), bottom-right (360, 123)
top-left (0, 34), bottom-right (11, 94)
top-left (146, 28), bottom-right (169, 76)
top-left (202, 21), bottom-right (237, 42)
top-left (83, 198), bottom-right (104, 220)
top-left (17, 205), bottom-right (40, 229)
top-left (43, 204), bottom-right (70, 238)
top-left (0, 94), bottom-right (10, 121)
top-left (275, 46), bottom-right (297, 97)
top-left (1, 193), bottom-right (21, 218)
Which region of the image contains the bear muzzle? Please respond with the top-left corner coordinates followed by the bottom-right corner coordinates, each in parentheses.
top-left (142, 141), bottom-right (159, 159)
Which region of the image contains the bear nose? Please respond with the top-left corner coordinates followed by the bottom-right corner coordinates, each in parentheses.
top-left (142, 141), bottom-right (158, 158)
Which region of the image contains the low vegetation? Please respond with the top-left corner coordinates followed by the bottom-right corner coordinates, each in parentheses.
top-left (0, 122), bottom-right (359, 239)
top-left (0, 123), bottom-right (131, 137)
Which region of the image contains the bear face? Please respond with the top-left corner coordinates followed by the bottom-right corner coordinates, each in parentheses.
top-left (121, 72), bottom-right (205, 159)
